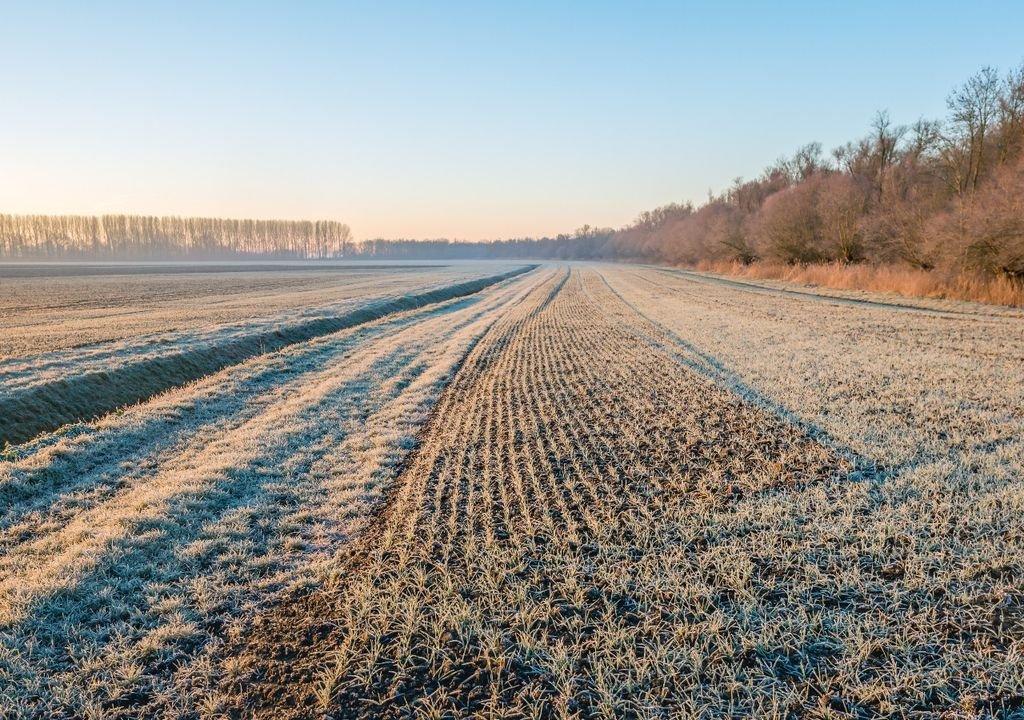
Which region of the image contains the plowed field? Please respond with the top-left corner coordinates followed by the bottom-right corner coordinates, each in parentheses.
top-left (2, 264), bottom-right (1022, 719)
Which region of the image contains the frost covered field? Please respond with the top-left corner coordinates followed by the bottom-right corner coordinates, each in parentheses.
top-left (0, 262), bottom-right (523, 444)
top-left (1, 263), bottom-right (1022, 718)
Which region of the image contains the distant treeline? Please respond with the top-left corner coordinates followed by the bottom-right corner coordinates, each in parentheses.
top-left (0, 215), bottom-right (353, 260)
top-left (0, 214), bottom-right (600, 261)
top-left (4, 63), bottom-right (1022, 276)
top-left (345, 236), bottom-right (607, 260)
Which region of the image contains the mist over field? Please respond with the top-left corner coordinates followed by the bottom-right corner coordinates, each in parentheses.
top-left (5, 60), bottom-right (1024, 305)
top-left (3, 2), bottom-right (1024, 718)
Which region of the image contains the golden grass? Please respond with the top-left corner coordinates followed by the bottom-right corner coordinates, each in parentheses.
top-left (696, 259), bottom-right (1024, 307)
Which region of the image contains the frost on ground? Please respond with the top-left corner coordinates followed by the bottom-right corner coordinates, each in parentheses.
top-left (0, 263), bottom-right (486, 359)
top-left (1, 264), bottom-right (1023, 719)
top-left (226, 266), bottom-right (1024, 719)
top-left (0, 267), bottom-right (551, 718)
top-left (0, 263), bottom-right (528, 444)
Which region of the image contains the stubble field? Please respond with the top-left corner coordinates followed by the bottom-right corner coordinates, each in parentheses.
top-left (1, 262), bottom-right (1022, 719)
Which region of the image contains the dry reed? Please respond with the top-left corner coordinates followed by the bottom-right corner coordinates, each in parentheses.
top-left (696, 259), bottom-right (1024, 307)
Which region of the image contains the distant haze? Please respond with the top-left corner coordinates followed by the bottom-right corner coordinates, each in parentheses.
top-left (3, 1), bottom-right (1023, 239)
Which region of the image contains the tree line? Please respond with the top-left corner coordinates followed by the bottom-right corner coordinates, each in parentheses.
top-left (0, 215), bottom-right (352, 260)
top-left (602, 62), bottom-right (1024, 279)
top-left (0, 214), bottom-right (601, 261)
top-left (340, 234), bottom-right (610, 260)
top-left (2, 63), bottom-right (1021, 278)
top-left (345, 62), bottom-right (1024, 280)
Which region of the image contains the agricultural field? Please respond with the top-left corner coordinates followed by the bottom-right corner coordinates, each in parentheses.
top-left (0, 262), bottom-right (525, 444)
top-left (1, 262), bottom-right (1022, 718)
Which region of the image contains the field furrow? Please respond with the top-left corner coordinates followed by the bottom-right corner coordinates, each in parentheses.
top-left (222, 266), bottom-right (849, 718)
top-left (0, 265), bottom-right (532, 445)
top-left (4, 261), bottom-right (1022, 719)
top-left (0, 266), bottom-right (551, 718)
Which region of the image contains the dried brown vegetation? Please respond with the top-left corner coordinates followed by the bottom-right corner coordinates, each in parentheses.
top-left (603, 64), bottom-right (1024, 304)
top-left (695, 259), bottom-right (1024, 307)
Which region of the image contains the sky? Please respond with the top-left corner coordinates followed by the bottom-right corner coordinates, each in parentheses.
top-left (2, 1), bottom-right (1024, 240)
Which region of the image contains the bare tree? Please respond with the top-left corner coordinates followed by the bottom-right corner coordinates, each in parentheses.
top-left (997, 63), bottom-right (1024, 164)
top-left (0, 215), bottom-right (353, 260)
top-left (870, 111), bottom-right (906, 202)
top-left (755, 181), bottom-right (825, 263)
top-left (818, 174), bottom-right (869, 262)
top-left (943, 66), bottom-right (1002, 195)
top-left (791, 142), bottom-right (826, 181)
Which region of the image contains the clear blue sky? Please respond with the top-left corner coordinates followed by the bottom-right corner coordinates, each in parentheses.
top-left (2, 1), bottom-right (1023, 240)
